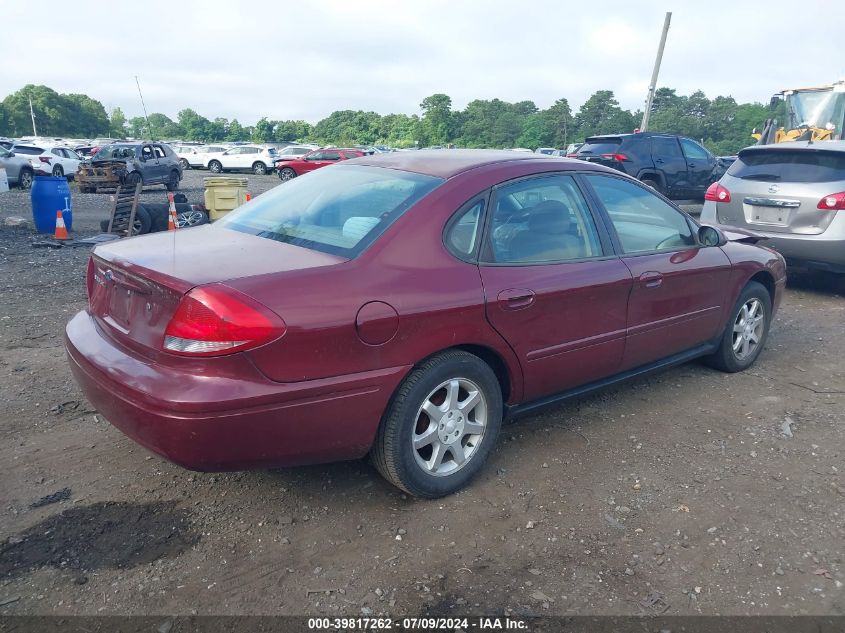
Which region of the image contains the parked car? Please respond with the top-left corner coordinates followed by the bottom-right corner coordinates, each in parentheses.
top-left (207, 145), bottom-right (278, 175)
top-left (700, 140), bottom-right (845, 273)
top-left (66, 150), bottom-right (785, 497)
top-left (564, 143), bottom-right (583, 157)
top-left (276, 148), bottom-right (364, 181)
top-left (0, 146), bottom-right (34, 189)
top-left (74, 146), bottom-right (101, 159)
top-left (534, 147), bottom-right (558, 155)
top-left (0, 138), bottom-right (15, 150)
top-left (576, 133), bottom-right (719, 199)
top-left (10, 144), bottom-right (82, 179)
top-left (76, 142), bottom-right (182, 192)
top-left (273, 145), bottom-right (316, 162)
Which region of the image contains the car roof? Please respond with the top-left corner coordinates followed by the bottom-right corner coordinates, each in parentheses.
top-left (740, 140), bottom-right (845, 154)
top-left (347, 149), bottom-right (554, 178)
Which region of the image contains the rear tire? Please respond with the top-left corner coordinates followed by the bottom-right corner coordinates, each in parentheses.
top-left (704, 281), bottom-right (771, 373)
top-left (179, 158), bottom-right (190, 170)
top-left (208, 160), bottom-right (223, 174)
top-left (130, 206), bottom-right (152, 236)
top-left (371, 351), bottom-right (502, 498)
top-left (252, 162), bottom-right (268, 175)
top-left (641, 178), bottom-right (661, 193)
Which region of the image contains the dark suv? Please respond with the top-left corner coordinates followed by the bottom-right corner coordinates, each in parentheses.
top-left (76, 142), bottom-right (183, 193)
top-left (575, 133), bottom-right (719, 199)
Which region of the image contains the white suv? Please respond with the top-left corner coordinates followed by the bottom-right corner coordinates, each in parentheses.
top-left (11, 144), bottom-right (82, 179)
top-left (207, 145), bottom-right (277, 175)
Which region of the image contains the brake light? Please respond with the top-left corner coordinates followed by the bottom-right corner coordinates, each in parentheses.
top-left (163, 284), bottom-right (286, 356)
top-left (705, 182), bottom-right (732, 203)
top-left (85, 257), bottom-right (95, 305)
top-left (601, 153), bottom-right (629, 162)
top-left (817, 191), bottom-right (845, 210)
top-left (39, 156), bottom-right (52, 164)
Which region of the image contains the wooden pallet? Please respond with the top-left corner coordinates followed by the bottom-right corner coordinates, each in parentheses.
top-left (106, 183), bottom-right (142, 236)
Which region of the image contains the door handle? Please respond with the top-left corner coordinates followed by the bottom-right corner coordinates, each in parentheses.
top-left (497, 288), bottom-right (536, 310)
top-left (639, 272), bottom-right (663, 288)
top-left (654, 158), bottom-right (664, 163)
top-left (688, 163), bottom-right (696, 168)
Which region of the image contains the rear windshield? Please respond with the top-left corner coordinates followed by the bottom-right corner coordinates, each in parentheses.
top-left (730, 148), bottom-right (845, 183)
top-left (217, 165), bottom-right (443, 257)
top-left (12, 146), bottom-right (43, 155)
top-left (577, 139), bottom-right (622, 155)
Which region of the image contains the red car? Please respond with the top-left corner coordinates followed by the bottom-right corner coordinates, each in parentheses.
top-left (66, 151), bottom-right (786, 498)
top-left (276, 148), bottom-right (364, 181)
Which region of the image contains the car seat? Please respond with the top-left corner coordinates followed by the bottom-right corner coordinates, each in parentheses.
top-left (508, 200), bottom-right (585, 262)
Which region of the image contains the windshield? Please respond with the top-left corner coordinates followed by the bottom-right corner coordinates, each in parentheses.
top-left (218, 165), bottom-right (443, 257)
top-left (786, 89), bottom-right (845, 132)
top-left (93, 145), bottom-right (137, 160)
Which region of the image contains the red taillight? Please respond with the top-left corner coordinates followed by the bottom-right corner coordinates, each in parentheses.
top-left (163, 284), bottom-right (286, 356)
top-left (705, 182), bottom-right (732, 203)
top-left (39, 156), bottom-right (52, 164)
top-left (817, 191), bottom-right (845, 210)
top-left (85, 257), bottom-right (95, 305)
top-left (601, 153), bottom-right (629, 162)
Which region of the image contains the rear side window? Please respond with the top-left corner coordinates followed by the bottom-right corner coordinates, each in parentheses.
top-left (323, 151), bottom-right (341, 161)
top-left (485, 175), bottom-right (603, 264)
top-left (651, 136), bottom-right (682, 158)
top-left (729, 149), bottom-right (845, 183)
top-left (445, 197), bottom-right (486, 259)
top-left (680, 138), bottom-right (710, 160)
top-left (578, 139), bottom-right (622, 155)
top-left (217, 165), bottom-right (442, 257)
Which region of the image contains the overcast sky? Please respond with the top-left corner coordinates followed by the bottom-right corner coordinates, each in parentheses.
top-left (4, 1), bottom-right (844, 124)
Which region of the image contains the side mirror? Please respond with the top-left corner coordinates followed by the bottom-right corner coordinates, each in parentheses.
top-left (698, 225), bottom-right (726, 247)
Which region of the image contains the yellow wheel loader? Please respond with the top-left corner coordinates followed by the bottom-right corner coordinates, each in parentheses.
top-left (753, 80), bottom-right (845, 144)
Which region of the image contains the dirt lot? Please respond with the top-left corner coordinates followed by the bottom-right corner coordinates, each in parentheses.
top-left (0, 171), bottom-right (843, 617)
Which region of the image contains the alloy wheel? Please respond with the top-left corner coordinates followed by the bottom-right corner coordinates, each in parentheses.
top-left (732, 298), bottom-right (765, 360)
top-left (176, 210), bottom-right (206, 228)
top-left (412, 377), bottom-right (487, 477)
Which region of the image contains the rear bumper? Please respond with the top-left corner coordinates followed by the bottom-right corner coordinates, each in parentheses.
top-left (65, 311), bottom-right (409, 471)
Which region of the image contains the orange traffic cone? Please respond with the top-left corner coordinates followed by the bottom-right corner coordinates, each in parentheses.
top-left (167, 193), bottom-right (178, 231)
top-left (54, 210), bottom-right (69, 240)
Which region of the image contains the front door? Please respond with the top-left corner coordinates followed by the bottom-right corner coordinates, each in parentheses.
top-left (477, 173), bottom-right (632, 401)
top-left (582, 173), bottom-right (732, 370)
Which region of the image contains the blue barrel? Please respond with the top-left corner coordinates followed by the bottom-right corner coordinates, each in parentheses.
top-left (31, 176), bottom-right (73, 233)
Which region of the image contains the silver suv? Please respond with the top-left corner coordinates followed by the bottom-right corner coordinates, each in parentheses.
top-left (700, 141), bottom-right (845, 273)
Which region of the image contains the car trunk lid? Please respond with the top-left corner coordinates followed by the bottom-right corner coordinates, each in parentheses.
top-left (712, 146), bottom-right (845, 235)
top-left (88, 226), bottom-right (346, 353)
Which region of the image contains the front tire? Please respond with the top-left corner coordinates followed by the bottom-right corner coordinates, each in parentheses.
top-left (372, 351), bottom-right (503, 498)
top-left (179, 158), bottom-right (190, 170)
top-left (165, 170), bottom-right (180, 191)
top-left (704, 281), bottom-right (771, 373)
top-left (18, 168), bottom-right (33, 190)
top-left (52, 165), bottom-right (65, 178)
top-left (278, 167), bottom-right (296, 182)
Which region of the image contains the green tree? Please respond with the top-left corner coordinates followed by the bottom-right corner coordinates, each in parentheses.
top-left (177, 108), bottom-right (211, 141)
top-left (109, 107), bottom-right (127, 138)
top-left (572, 90), bottom-right (636, 139)
top-left (542, 98), bottom-right (573, 147)
top-left (419, 93), bottom-right (452, 146)
top-left (226, 119), bottom-right (247, 141)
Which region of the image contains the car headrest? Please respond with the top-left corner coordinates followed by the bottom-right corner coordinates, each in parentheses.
top-left (342, 216), bottom-right (380, 241)
top-left (527, 200), bottom-right (572, 234)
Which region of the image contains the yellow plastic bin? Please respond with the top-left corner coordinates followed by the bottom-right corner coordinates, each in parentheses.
top-left (203, 177), bottom-right (249, 221)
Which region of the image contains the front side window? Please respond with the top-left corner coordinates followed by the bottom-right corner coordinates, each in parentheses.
top-left (485, 174), bottom-right (603, 264)
top-left (584, 175), bottom-right (694, 254)
top-left (305, 151), bottom-right (323, 160)
top-left (217, 165), bottom-right (442, 257)
top-left (679, 138), bottom-right (710, 160)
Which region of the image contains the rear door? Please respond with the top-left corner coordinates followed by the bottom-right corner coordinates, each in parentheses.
top-left (576, 137), bottom-right (627, 172)
top-left (650, 136), bottom-right (688, 196)
top-left (712, 146), bottom-right (845, 236)
top-left (476, 173), bottom-right (632, 401)
top-left (140, 144), bottom-right (163, 182)
top-left (679, 137), bottom-right (717, 197)
top-left (582, 173), bottom-right (732, 370)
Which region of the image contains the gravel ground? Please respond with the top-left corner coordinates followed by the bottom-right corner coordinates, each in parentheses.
top-left (0, 170), bottom-right (843, 617)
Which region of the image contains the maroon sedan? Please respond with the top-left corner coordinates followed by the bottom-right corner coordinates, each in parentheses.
top-left (276, 148), bottom-right (364, 181)
top-left (66, 151), bottom-right (786, 498)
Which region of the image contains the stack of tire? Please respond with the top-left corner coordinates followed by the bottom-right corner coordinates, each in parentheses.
top-left (100, 194), bottom-right (210, 234)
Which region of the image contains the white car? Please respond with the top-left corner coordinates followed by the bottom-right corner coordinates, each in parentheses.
top-left (172, 144), bottom-right (228, 170)
top-left (10, 144), bottom-right (82, 179)
top-left (273, 145), bottom-right (317, 162)
top-left (206, 145), bottom-right (278, 175)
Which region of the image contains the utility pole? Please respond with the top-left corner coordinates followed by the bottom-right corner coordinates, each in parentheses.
top-left (29, 97), bottom-right (37, 137)
top-left (640, 12), bottom-right (672, 132)
top-left (135, 76), bottom-right (153, 139)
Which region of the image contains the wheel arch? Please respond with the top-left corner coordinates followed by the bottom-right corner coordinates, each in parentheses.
top-left (748, 270), bottom-right (775, 303)
top-left (637, 170), bottom-right (665, 189)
